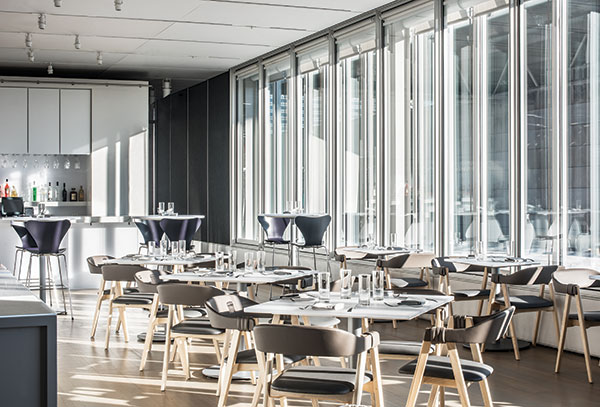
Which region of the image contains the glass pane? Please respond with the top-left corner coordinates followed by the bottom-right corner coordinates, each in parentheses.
top-left (565, 0), bottom-right (600, 265)
top-left (264, 58), bottom-right (290, 214)
top-left (336, 29), bottom-right (378, 246)
top-left (384, 3), bottom-right (435, 251)
top-left (297, 46), bottom-right (328, 215)
top-left (522, 0), bottom-right (554, 261)
top-left (236, 71), bottom-right (260, 241)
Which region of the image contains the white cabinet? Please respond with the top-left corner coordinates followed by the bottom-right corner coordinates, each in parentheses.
top-left (60, 89), bottom-right (91, 154)
top-left (0, 88), bottom-right (28, 154)
top-left (28, 88), bottom-right (60, 154)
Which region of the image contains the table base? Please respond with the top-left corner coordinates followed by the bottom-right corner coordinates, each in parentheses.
top-left (199, 366), bottom-right (252, 380)
top-left (137, 332), bottom-right (167, 343)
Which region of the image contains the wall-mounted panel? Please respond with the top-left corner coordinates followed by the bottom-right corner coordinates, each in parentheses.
top-left (0, 87), bottom-right (28, 154)
top-left (60, 89), bottom-right (91, 155)
top-left (28, 88), bottom-right (60, 155)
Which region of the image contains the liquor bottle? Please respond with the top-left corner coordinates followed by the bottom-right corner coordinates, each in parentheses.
top-left (53, 182), bottom-right (59, 202)
top-left (70, 188), bottom-right (77, 202)
top-left (47, 182), bottom-right (52, 201)
top-left (4, 179), bottom-right (9, 197)
top-left (39, 183), bottom-right (46, 202)
top-left (32, 181), bottom-right (37, 202)
top-left (62, 183), bottom-right (67, 202)
top-left (78, 185), bottom-right (84, 201)
top-left (10, 186), bottom-right (17, 197)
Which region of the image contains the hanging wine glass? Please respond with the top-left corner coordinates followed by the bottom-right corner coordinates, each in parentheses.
top-left (74, 157), bottom-right (81, 170)
top-left (43, 157), bottom-right (50, 169)
top-left (22, 158), bottom-right (28, 168)
top-left (12, 157), bottom-right (18, 168)
top-left (53, 157), bottom-right (60, 169)
top-left (64, 157), bottom-right (71, 170)
top-left (2, 156), bottom-right (8, 168)
top-left (33, 158), bottom-right (39, 169)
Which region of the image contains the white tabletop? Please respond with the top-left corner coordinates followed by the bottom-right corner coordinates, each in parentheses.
top-left (105, 253), bottom-right (214, 266)
top-left (245, 292), bottom-right (453, 321)
top-left (452, 256), bottom-right (538, 269)
top-left (161, 268), bottom-right (316, 285)
top-left (134, 215), bottom-right (205, 221)
top-left (341, 247), bottom-right (412, 256)
top-left (259, 212), bottom-right (327, 219)
top-left (590, 275), bottom-right (600, 280)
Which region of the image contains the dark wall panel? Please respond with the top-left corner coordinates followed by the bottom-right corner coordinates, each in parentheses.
top-left (169, 90), bottom-right (189, 214)
top-left (189, 82), bottom-right (209, 241)
top-left (155, 97), bottom-right (171, 205)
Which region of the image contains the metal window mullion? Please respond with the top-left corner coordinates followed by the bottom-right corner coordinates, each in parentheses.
top-left (472, 16), bottom-right (483, 252)
top-left (329, 32), bottom-right (337, 252)
top-left (509, 0), bottom-right (521, 257)
top-left (231, 70), bottom-right (238, 244)
top-left (289, 49), bottom-right (297, 210)
top-left (477, 15), bottom-right (489, 255)
top-left (376, 12), bottom-right (385, 246)
top-left (590, 12), bottom-right (600, 259)
top-left (258, 60), bottom-right (266, 245)
top-left (434, 0), bottom-right (445, 255)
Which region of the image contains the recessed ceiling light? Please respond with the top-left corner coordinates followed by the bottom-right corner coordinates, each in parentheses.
top-left (97, 51), bottom-right (103, 65)
top-left (27, 49), bottom-right (35, 62)
top-left (114, 0), bottom-right (123, 11)
top-left (38, 14), bottom-right (47, 30)
top-left (25, 33), bottom-right (32, 48)
top-left (74, 35), bottom-right (81, 50)
top-left (54, 0), bottom-right (62, 6)
top-left (47, 63), bottom-right (53, 75)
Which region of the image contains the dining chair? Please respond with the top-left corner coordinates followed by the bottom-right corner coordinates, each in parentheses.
top-left (401, 307), bottom-right (515, 407)
top-left (431, 257), bottom-right (490, 316)
top-left (257, 215), bottom-right (291, 265)
top-left (11, 222), bottom-right (37, 280)
top-left (159, 217), bottom-right (202, 251)
top-left (553, 268), bottom-right (600, 383)
top-left (253, 324), bottom-right (383, 406)
top-left (157, 283), bottom-right (227, 391)
top-left (377, 252), bottom-right (436, 291)
top-left (24, 219), bottom-right (73, 318)
top-left (293, 214), bottom-right (331, 270)
top-left (486, 265), bottom-right (560, 360)
top-left (87, 255), bottom-right (115, 338)
top-left (134, 220), bottom-right (161, 254)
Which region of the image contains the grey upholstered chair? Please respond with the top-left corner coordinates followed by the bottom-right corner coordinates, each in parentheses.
top-left (377, 252), bottom-right (436, 291)
top-left (487, 265), bottom-right (560, 360)
top-left (401, 307), bottom-right (515, 407)
top-left (553, 268), bottom-right (600, 383)
top-left (87, 255), bottom-right (114, 339)
top-left (253, 324), bottom-right (383, 406)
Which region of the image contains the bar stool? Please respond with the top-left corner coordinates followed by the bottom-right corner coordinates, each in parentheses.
top-left (257, 215), bottom-right (291, 265)
top-left (134, 220), bottom-right (163, 254)
top-left (11, 223), bottom-right (37, 280)
top-left (293, 214), bottom-right (331, 270)
top-left (160, 217), bottom-right (202, 251)
top-left (24, 219), bottom-right (73, 318)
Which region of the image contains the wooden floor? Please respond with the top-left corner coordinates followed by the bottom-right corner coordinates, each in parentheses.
top-left (57, 290), bottom-right (599, 407)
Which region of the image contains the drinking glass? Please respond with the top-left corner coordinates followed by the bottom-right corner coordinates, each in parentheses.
top-left (215, 251), bottom-right (225, 271)
top-left (160, 239), bottom-right (168, 257)
top-left (157, 202), bottom-right (165, 215)
top-left (366, 233), bottom-right (375, 249)
top-left (171, 240), bottom-right (180, 258)
top-left (179, 239), bottom-right (187, 255)
top-left (318, 271), bottom-right (330, 302)
top-left (390, 232), bottom-right (398, 248)
top-left (148, 241), bottom-right (157, 256)
top-left (339, 268), bottom-right (353, 299)
top-left (358, 274), bottom-right (371, 306)
top-left (372, 269), bottom-right (385, 301)
top-left (506, 240), bottom-right (516, 258)
top-left (475, 241), bottom-right (484, 260)
top-left (167, 202), bottom-right (175, 215)
top-left (228, 250), bottom-right (237, 271)
top-left (256, 250), bottom-right (266, 272)
top-left (244, 252), bottom-right (254, 272)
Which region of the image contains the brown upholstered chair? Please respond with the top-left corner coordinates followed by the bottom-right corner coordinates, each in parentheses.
top-left (253, 324), bottom-right (383, 406)
top-left (401, 307), bottom-right (515, 407)
top-left (157, 283), bottom-right (226, 391)
top-left (553, 268), bottom-right (600, 383)
top-left (486, 265), bottom-right (560, 360)
top-left (87, 255), bottom-right (114, 339)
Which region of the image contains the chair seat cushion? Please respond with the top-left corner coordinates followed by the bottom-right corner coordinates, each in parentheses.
top-left (453, 289), bottom-right (491, 299)
top-left (379, 340), bottom-right (434, 356)
top-left (156, 308), bottom-right (206, 319)
top-left (226, 349), bottom-right (305, 365)
top-left (171, 320), bottom-right (224, 336)
top-left (265, 238), bottom-right (290, 245)
top-left (271, 366), bottom-right (372, 395)
top-left (393, 288), bottom-right (446, 296)
top-left (496, 295), bottom-right (553, 310)
top-left (391, 277), bottom-right (428, 288)
top-left (25, 247), bottom-right (66, 255)
top-left (568, 311), bottom-right (600, 322)
top-left (400, 355), bottom-right (493, 382)
top-left (112, 294), bottom-right (154, 305)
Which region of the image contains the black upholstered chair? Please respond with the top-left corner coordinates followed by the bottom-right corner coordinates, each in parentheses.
top-left (553, 268), bottom-right (600, 383)
top-left (401, 307), bottom-right (515, 407)
top-left (159, 217), bottom-right (201, 251)
top-left (257, 215), bottom-right (291, 265)
top-left (293, 214), bottom-right (331, 270)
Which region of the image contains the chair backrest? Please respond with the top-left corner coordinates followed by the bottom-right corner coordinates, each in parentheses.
top-left (424, 307), bottom-right (515, 345)
top-left (134, 269), bottom-right (168, 293)
top-left (493, 265), bottom-right (558, 285)
top-left (552, 268), bottom-right (600, 295)
top-left (2, 197), bottom-right (24, 216)
top-left (11, 223), bottom-right (37, 250)
top-left (145, 219), bottom-right (165, 243)
top-left (205, 294), bottom-right (258, 331)
top-left (86, 255), bottom-right (114, 275)
top-left (101, 264), bottom-right (148, 282)
top-left (431, 257), bottom-right (484, 275)
top-left (257, 215), bottom-right (290, 241)
top-left (159, 218), bottom-right (202, 250)
top-left (157, 283), bottom-right (224, 306)
top-left (254, 324), bottom-right (379, 357)
top-left (24, 220), bottom-right (71, 254)
top-left (379, 252), bottom-right (435, 269)
top-left (135, 221), bottom-right (156, 245)
top-left (295, 215), bottom-right (331, 247)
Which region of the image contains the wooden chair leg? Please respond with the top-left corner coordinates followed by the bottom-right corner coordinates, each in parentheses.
top-left (575, 294), bottom-right (594, 383)
top-left (427, 385), bottom-right (440, 407)
top-left (369, 347), bottom-right (384, 407)
top-left (104, 300), bottom-right (113, 350)
top-left (479, 378), bottom-right (493, 407)
top-left (219, 330), bottom-right (241, 407)
top-left (213, 339), bottom-right (223, 364)
top-left (161, 309), bottom-right (173, 392)
top-left (532, 310), bottom-right (542, 346)
top-left (405, 343), bottom-right (431, 407)
top-left (118, 307), bottom-right (129, 342)
top-left (500, 284), bottom-right (520, 360)
top-left (555, 295), bottom-right (570, 374)
top-left (90, 279), bottom-right (106, 339)
top-left (447, 345), bottom-right (471, 407)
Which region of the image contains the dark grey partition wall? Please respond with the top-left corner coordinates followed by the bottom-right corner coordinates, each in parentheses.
top-left (153, 72), bottom-right (230, 245)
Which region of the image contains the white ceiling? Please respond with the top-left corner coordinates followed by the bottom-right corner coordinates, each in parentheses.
top-left (0, 0), bottom-right (392, 85)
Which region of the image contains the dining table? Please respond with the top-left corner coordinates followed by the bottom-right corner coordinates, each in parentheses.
top-left (104, 252), bottom-right (216, 267)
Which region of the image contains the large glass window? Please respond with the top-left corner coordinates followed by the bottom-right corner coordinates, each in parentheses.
top-left (383, 3), bottom-right (435, 251)
top-left (565, 0), bottom-right (600, 265)
top-left (236, 70), bottom-right (260, 242)
top-left (297, 42), bottom-right (329, 214)
top-left (264, 57), bottom-right (290, 214)
top-left (336, 26), bottom-right (378, 247)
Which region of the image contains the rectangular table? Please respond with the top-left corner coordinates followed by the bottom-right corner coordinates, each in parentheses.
top-left (161, 268), bottom-right (315, 286)
top-left (104, 253), bottom-right (216, 267)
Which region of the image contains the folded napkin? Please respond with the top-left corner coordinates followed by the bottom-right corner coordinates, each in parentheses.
top-left (311, 302), bottom-right (345, 311)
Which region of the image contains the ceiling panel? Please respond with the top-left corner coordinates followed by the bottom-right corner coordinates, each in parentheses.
top-left (114, 53), bottom-right (233, 70)
top-left (134, 39), bottom-right (266, 60)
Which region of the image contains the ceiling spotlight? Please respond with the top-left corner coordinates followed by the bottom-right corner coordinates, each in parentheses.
top-left (27, 49), bottom-right (35, 62)
top-left (38, 14), bottom-right (47, 30)
top-left (25, 33), bottom-right (32, 48)
top-left (96, 51), bottom-right (103, 65)
top-left (162, 78), bottom-right (171, 98)
top-left (74, 35), bottom-right (81, 49)
top-left (114, 0), bottom-right (123, 11)
top-left (54, 0), bottom-right (62, 6)
top-left (47, 63), bottom-right (53, 75)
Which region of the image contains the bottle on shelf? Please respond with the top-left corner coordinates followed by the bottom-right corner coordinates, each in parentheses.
top-left (3, 179), bottom-right (9, 198)
top-left (32, 181), bottom-right (37, 202)
top-left (62, 183), bottom-right (67, 202)
top-left (53, 182), bottom-right (59, 202)
top-left (78, 185), bottom-right (84, 201)
top-left (10, 186), bottom-right (17, 197)
top-left (39, 183), bottom-right (46, 202)
top-left (70, 188), bottom-right (77, 202)
top-left (47, 182), bottom-right (52, 201)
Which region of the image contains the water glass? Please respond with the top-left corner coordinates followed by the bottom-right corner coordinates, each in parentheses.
top-left (157, 201), bottom-right (165, 215)
top-left (475, 241), bottom-right (484, 260)
top-left (160, 239), bottom-right (168, 257)
top-left (366, 233), bottom-right (375, 249)
top-left (372, 269), bottom-right (385, 301)
top-left (171, 240), bottom-right (180, 258)
top-left (148, 241), bottom-right (157, 256)
top-left (179, 239), bottom-right (187, 254)
top-left (358, 274), bottom-right (371, 306)
top-left (215, 251), bottom-right (225, 271)
top-left (228, 250), bottom-right (237, 271)
top-left (317, 271), bottom-right (331, 301)
top-left (390, 232), bottom-right (398, 248)
top-left (506, 240), bottom-right (516, 258)
top-left (167, 202), bottom-right (175, 215)
top-left (339, 268), bottom-right (353, 299)
top-left (244, 252), bottom-right (254, 272)
top-left (256, 250), bottom-right (266, 272)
